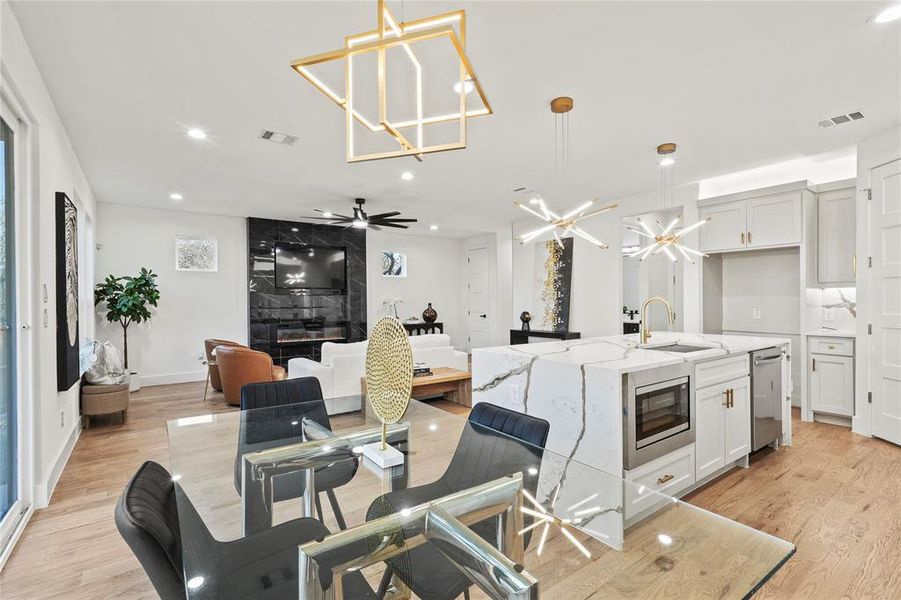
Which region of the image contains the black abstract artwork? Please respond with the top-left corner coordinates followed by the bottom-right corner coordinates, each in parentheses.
top-left (56, 192), bottom-right (80, 391)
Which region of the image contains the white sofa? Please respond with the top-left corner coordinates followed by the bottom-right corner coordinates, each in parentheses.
top-left (288, 333), bottom-right (468, 414)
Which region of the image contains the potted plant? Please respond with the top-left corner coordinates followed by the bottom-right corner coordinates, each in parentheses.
top-left (94, 267), bottom-right (160, 392)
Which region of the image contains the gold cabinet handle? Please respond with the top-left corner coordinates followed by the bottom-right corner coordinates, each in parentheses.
top-left (723, 390), bottom-right (730, 406)
top-left (729, 388), bottom-right (734, 408)
top-left (740, 232), bottom-right (745, 245)
top-left (657, 474), bottom-right (674, 485)
top-left (747, 231), bottom-right (752, 244)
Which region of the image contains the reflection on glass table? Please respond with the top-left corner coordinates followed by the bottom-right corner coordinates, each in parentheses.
top-left (167, 396), bottom-right (794, 599)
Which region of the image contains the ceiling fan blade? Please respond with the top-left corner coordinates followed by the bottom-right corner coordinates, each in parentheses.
top-left (368, 224), bottom-right (382, 231)
top-left (378, 218), bottom-right (418, 223)
top-left (368, 211), bottom-right (401, 219)
top-left (379, 223), bottom-right (410, 229)
top-left (304, 216), bottom-right (351, 221)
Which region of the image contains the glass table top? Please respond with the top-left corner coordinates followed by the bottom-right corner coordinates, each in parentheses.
top-left (167, 396), bottom-right (794, 599)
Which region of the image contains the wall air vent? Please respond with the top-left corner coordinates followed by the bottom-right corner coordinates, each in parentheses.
top-left (817, 111), bottom-right (864, 128)
top-left (259, 129), bottom-right (298, 145)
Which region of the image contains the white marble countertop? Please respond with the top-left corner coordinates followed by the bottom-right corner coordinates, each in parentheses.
top-left (806, 328), bottom-right (856, 338)
top-left (477, 331), bottom-right (790, 375)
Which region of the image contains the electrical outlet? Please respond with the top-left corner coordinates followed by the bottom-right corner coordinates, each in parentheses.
top-left (824, 308), bottom-right (836, 322)
top-left (752, 308), bottom-right (762, 320)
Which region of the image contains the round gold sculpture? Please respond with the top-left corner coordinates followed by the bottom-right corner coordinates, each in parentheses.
top-left (365, 316), bottom-right (413, 448)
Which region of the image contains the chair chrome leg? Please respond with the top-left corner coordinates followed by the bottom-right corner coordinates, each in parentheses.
top-left (463, 589), bottom-right (471, 600)
top-left (202, 373), bottom-right (210, 403)
top-left (326, 489), bottom-right (347, 530)
top-left (314, 492), bottom-right (325, 523)
top-left (376, 566), bottom-right (394, 600)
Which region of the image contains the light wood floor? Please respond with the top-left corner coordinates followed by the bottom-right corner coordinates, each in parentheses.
top-left (1, 383), bottom-right (898, 598)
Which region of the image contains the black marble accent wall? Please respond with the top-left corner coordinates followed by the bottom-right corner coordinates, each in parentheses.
top-left (247, 218), bottom-right (367, 367)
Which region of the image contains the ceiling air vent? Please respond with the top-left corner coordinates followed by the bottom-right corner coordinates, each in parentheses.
top-left (817, 111), bottom-right (864, 128)
top-left (259, 129), bottom-right (298, 145)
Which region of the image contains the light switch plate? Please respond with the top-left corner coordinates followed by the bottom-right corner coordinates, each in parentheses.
top-left (752, 308), bottom-right (762, 320)
top-left (824, 308), bottom-right (835, 322)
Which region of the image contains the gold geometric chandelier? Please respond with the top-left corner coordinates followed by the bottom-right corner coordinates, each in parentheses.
top-left (626, 143), bottom-right (710, 263)
top-left (290, 0), bottom-right (492, 163)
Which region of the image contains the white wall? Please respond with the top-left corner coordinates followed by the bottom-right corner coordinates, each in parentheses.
top-left (511, 183), bottom-right (702, 338)
top-left (94, 204), bottom-right (247, 385)
top-left (366, 230), bottom-right (465, 348)
top-left (1, 2), bottom-right (98, 506)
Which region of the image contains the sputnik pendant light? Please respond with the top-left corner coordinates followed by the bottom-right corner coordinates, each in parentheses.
top-left (514, 97), bottom-right (617, 249)
top-left (626, 143), bottom-right (710, 263)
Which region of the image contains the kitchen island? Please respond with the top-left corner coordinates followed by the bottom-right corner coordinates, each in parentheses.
top-left (472, 331), bottom-right (792, 539)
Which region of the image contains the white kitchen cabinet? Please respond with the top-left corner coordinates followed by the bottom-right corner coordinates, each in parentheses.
top-left (695, 375), bottom-right (751, 481)
top-left (724, 376), bottom-right (751, 463)
top-left (698, 185), bottom-right (805, 253)
top-left (809, 336), bottom-right (855, 417)
top-left (699, 202), bottom-right (747, 252)
top-left (817, 188), bottom-right (856, 285)
top-left (747, 193), bottom-right (802, 248)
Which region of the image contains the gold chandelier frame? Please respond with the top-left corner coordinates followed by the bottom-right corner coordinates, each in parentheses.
top-left (290, 0), bottom-right (492, 162)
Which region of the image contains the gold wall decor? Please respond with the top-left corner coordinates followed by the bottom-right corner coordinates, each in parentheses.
top-left (365, 316), bottom-right (414, 449)
top-left (290, 0), bottom-right (492, 163)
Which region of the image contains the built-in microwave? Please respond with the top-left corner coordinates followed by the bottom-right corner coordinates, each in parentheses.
top-left (623, 363), bottom-right (695, 470)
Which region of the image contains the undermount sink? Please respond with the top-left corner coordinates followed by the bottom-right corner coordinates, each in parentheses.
top-left (645, 343), bottom-right (715, 353)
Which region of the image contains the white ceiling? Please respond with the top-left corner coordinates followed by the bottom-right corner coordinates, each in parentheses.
top-left (10, 1), bottom-right (901, 237)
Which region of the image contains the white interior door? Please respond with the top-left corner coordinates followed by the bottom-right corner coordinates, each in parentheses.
top-left (466, 247), bottom-right (491, 349)
top-left (871, 159), bottom-right (901, 446)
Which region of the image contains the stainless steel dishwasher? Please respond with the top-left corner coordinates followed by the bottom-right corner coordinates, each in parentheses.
top-left (751, 348), bottom-right (783, 451)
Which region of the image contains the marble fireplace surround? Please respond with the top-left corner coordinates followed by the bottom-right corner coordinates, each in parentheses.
top-left (247, 217), bottom-right (367, 367)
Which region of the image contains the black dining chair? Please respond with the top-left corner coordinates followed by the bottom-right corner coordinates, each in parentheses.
top-left (233, 377), bottom-right (357, 530)
top-left (114, 460), bottom-right (376, 599)
top-left (367, 402), bottom-right (550, 600)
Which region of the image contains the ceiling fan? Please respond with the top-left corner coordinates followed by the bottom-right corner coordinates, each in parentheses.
top-left (305, 198), bottom-right (417, 231)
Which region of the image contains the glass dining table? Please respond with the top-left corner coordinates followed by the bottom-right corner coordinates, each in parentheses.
top-left (167, 396), bottom-right (794, 599)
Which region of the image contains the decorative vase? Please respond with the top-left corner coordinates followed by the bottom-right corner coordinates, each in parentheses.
top-left (520, 311), bottom-right (532, 331)
top-left (422, 303), bottom-right (438, 323)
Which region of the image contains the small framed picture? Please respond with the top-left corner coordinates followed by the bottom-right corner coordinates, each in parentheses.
top-left (176, 236), bottom-right (218, 272)
top-left (382, 252), bottom-right (407, 277)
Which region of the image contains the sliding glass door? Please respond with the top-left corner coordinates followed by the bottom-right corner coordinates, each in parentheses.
top-left (0, 114), bottom-right (18, 539)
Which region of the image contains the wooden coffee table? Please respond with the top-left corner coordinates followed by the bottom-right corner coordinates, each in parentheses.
top-left (362, 367), bottom-right (472, 407)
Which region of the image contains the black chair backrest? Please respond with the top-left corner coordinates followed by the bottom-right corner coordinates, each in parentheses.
top-left (442, 402), bottom-right (550, 493)
top-left (240, 377), bottom-right (329, 428)
top-left (114, 461), bottom-right (185, 600)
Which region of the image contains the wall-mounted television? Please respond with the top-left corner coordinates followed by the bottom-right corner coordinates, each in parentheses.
top-left (274, 243), bottom-right (346, 291)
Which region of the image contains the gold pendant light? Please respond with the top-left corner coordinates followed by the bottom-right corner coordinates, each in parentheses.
top-left (514, 97), bottom-right (617, 249)
top-left (626, 143), bottom-right (710, 263)
top-left (290, 0), bottom-right (492, 163)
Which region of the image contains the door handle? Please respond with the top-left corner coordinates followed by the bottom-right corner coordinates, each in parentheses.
top-left (740, 232), bottom-right (745, 245)
top-left (479, 314), bottom-right (487, 319)
top-left (748, 231), bottom-right (752, 244)
top-left (657, 474), bottom-right (674, 485)
top-left (812, 358), bottom-right (816, 372)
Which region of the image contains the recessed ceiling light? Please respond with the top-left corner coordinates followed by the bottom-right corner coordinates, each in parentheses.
top-left (322, 212), bottom-right (333, 218)
top-left (169, 192), bottom-right (184, 201)
top-left (430, 224), bottom-right (438, 231)
top-left (453, 79), bottom-right (474, 94)
top-left (401, 171), bottom-right (414, 181)
top-left (291, 227), bottom-right (299, 232)
top-left (187, 128), bottom-right (207, 140)
top-left (874, 5), bottom-right (901, 23)
top-left (659, 157), bottom-right (675, 167)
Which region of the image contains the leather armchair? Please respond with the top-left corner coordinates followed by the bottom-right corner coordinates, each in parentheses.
top-left (203, 338), bottom-right (243, 392)
top-left (215, 346), bottom-right (286, 407)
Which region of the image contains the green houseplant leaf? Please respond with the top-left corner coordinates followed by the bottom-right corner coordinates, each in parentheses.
top-left (94, 268), bottom-right (160, 369)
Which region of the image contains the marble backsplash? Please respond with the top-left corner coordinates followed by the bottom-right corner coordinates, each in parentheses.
top-left (806, 287), bottom-right (856, 331)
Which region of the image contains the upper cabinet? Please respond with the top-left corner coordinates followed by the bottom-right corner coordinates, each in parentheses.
top-left (816, 185), bottom-right (856, 285)
top-left (699, 187), bottom-right (803, 253)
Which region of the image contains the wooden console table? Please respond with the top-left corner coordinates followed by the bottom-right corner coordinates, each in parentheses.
top-left (509, 329), bottom-right (581, 345)
top-left (403, 322), bottom-right (443, 336)
top-left (362, 367), bottom-right (471, 407)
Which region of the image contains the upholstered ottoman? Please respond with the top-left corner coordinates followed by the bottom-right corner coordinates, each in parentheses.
top-left (81, 382), bottom-right (130, 428)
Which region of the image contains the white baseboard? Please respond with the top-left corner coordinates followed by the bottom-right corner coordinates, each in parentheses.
top-left (33, 422), bottom-right (80, 508)
top-left (139, 370), bottom-right (207, 387)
